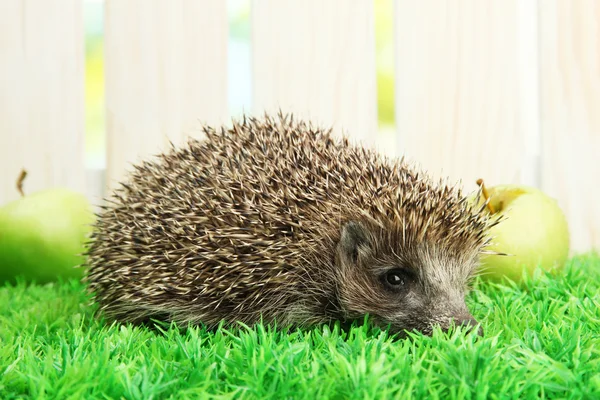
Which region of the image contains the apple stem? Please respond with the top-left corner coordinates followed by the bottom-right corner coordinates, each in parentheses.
top-left (476, 178), bottom-right (496, 214)
top-left (16, 169), bottom-right (27, 197)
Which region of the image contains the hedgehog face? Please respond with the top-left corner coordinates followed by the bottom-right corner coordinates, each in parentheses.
top-left (335, 221), bottom-right (482, 337)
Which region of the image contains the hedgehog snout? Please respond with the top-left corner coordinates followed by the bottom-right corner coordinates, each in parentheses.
top-left (432, 304), bottom-right (483, 336)
top-left (452, 314), bottom-right (483, 336)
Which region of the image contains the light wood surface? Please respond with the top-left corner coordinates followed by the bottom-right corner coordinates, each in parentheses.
top-left (251, 0), bottom-right (378, 146)
top-left (0, 0), bottom-right (85, 204)
top-left (394, 1), bottom-right (540, 192)
top-left (2, 1), bottom-right (598, 252)
top-left (104, 0), bottom-right (228, 190)
top-left (539, 0), bottom-right (600, 252)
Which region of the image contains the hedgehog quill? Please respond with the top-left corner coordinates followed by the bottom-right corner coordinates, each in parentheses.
top-left (85, 114), bottom-right (498, 336)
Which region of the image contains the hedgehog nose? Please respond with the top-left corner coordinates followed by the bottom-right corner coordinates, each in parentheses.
top-left (458, 316), bottom-right (483, 336)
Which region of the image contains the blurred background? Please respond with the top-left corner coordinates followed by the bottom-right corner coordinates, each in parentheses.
top-left (82, 0), bottom-right (398, 167)
top-left (1, 0), bottom-right (598, 252)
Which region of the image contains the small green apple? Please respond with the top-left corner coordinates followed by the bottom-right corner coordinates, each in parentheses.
top-left (473, 181), bottom-right (570, 283)
top-left (0, 174), bottom-right (95, 284)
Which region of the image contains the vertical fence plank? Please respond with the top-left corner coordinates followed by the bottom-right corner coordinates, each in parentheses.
top-left (105, 0), bottom-right (228, 190)
top-left (394, 1), bottom-right (538, 191)
top-left (0, 0), bottom-right (85, 204)
top-left (251, 0), bottom-right (378, 146)
top-left (539, 1), bottom-right (600, 252)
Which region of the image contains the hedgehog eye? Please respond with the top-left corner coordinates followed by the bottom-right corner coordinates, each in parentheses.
top-left (383, 269), bottom-right (409, 290)
top-left (387, 272), bottom-right (405, 286)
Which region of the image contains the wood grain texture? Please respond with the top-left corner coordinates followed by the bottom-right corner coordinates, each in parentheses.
top-left (539, 1), bottom-right (600, 252)
top-left (104, 0), bottom-right (228, 190)
top-left (393, 1), bottom-right (539, 191)
top-left (251, 0), bottom-right (378, 146)
top-left (0, 0), bottom-right (85, 204)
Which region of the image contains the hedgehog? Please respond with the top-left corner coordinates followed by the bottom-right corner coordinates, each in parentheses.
top-left (85, 113), bottom-right (497, 336)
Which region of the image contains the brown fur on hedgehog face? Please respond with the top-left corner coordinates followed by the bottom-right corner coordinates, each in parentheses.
top-left (334, 220), bottom-right (482, 335)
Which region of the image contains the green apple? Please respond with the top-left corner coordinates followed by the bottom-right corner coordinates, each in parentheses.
top-left (473, 182), bottom-right (570, 283)
top-left (0, 186), bottom-right (95, 284)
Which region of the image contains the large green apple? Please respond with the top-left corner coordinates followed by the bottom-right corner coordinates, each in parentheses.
top-left (0, 188), bottom-right (95, 284)
top-left (473, 183), bottom-right (570, 283)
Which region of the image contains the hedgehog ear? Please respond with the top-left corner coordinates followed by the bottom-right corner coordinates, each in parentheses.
top-left (338, 221), bottom-right (372, 264)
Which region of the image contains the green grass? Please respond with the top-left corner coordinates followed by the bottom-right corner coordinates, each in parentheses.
top-left (1, 256), bottom-right (599, 399)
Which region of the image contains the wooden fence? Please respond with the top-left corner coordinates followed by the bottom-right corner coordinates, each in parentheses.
top-left (1, 0), bottom-right (599, 253)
